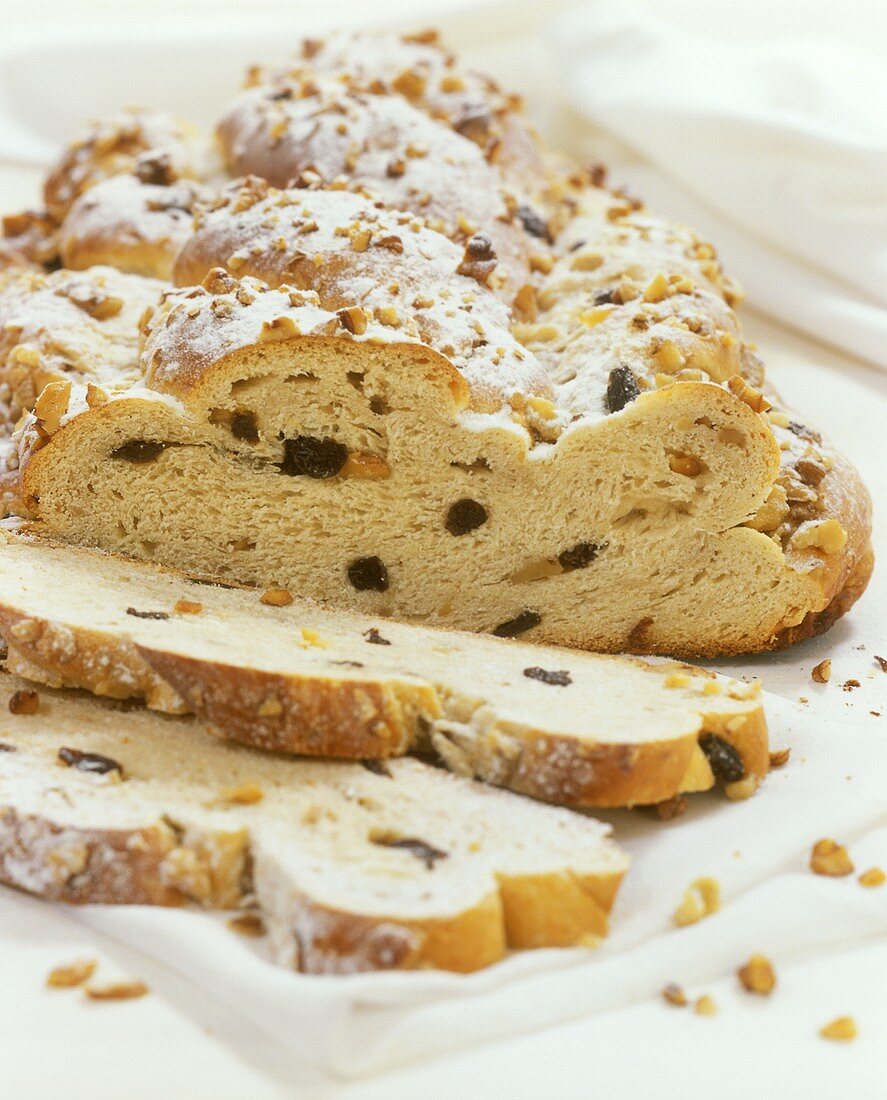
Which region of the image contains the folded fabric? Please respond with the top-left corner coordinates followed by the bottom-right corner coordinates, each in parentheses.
top-left (69, 696), bottom-right (887, 1078)
top-left (554, 0), bottom-right (887, 371)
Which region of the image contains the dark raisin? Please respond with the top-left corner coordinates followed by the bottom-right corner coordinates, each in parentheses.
top-left (558, 541), bottom-right (602, 571)
top-left (111, 440), bottom-right (166, 464)
top-left (126, 607), bottom-right (170, 620)
top-left (568, 239), bottom-right (586, 252)
top-left (523, 667), bottom-right (572, 686)
top-left (517, 205), bottom-right (551, 241)
top-left (787, 421), bottom-right (822, 443)
top-left (363, 627), bottom-right (391, 646)
top-left (493, 610), bottom-right (541, 638)
top-left (268, 87), bottom-right (293, 101)
top-left (8, 689), bottom-right (39, 715)
top-left (347, 557), bottom-right (389, 592)
top-left (361, 760), bottom-right (392, 777)
top-left (0, 742), bottom-right (16, 752)
top-left (372, 835), bottom-right (448, 870)
top-left (594, 288), bottom-right (618, 306)
top-left (279, 435), bottom-right (348, 478)
top-left (231, 411), bottom-right (259, 443)
top-left (329, 659), bottom-right (364, 669)
top-left (445, 499), bottom-right (488, 536)
top-left (699, 734), bottom-right (745, 784)
top-left (606, 366), bottom-right (640, 413)
top-left (58, 746), bottom-right (123, 777)
top-left (369, 395), bottom-right (390, 415)
top-left (133, 151), bottom-right (175, 186)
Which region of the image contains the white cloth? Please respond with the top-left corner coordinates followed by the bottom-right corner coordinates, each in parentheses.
top-left (0, 4), bottom-right (885, 1093)
top-left (553, 0), bottom-right (887, 370)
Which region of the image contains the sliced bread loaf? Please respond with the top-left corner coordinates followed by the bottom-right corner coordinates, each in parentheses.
top-left (0, 668), bottom-right (627, 972)
top-left (0, 531), bottom-right (768, 807)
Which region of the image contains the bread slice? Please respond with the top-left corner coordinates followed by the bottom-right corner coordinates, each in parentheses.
top-left (0, 668), bottom-right (627, 973)
top-left (0, 530), bottom-right (768, 808)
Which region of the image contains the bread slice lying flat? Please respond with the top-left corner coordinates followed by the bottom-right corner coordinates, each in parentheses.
top-left (0, 668), bottom-right (627, 973)
top-left (0, 531), bottom-right (768, 807)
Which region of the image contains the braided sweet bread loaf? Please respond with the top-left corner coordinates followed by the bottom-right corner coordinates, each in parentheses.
top-left (0, 29), bottom-right (872, 657)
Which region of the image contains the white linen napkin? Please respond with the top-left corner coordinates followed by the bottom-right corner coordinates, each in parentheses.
top-left (67, 694), bottom-right (887, 1078)
top-left (553, 0), bottom-right (887, 370)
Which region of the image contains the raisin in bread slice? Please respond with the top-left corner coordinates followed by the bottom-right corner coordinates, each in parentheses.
top-left (0, 530), bottom-right (768, 807)
top-left (0, 669), bottom-right (627, 973)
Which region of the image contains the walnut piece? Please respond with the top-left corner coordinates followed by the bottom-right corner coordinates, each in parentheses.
top-left (810, 838), bottom-right (854, 877)
top-left (811, 659), bottom-right (832, 684)
top-left (673, 877), bottom-right (721, 927)
top-left (46, 958), bottom-right (97, 988)
top-left (84, 980), bottom-right (149, 1001)
top-left (819, 1016), bottom-right (857, 1042)
top-left (737, 954), bottom-right (776, 995)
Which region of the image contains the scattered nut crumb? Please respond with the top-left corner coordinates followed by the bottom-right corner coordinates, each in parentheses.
top-left (858, 867), bottom-right (885, 888)
top-left (842, 679), bottom-right (861, 692)
top-left (653, 796), bottom-right (687, 821)
top-left (9, 689), bottom-right (39, 715)
top-left (174, 599), bottom-right (203, 614)
top-left (227, 913), bottom-right (266, 937)
top-left (819, 1016), bottom-right (857, 1042)
top-left (724, 775), bottom-right (760, 801)
top-left (673, 877), bottom-right (721, 927)
top-left (811, 659), bottom-right (832, 684)
top-left (662, 982), bottom-right (687, 1006)
top-left (46, 958), bottom-right (97, 988)
top-left (810, 838), bottom-right (854, 877)
top-left (84, 980), bottom-right (149, 1001)
top-left (873, 655), bottom-right (886, 673)
top-left (737, 954), bottom-right (776, 995)
top-left (260, 588), bottom-right (293, 607)
top-left (694, 995), bottom-right (717, 1016)
top-left (768, 748), bottom-right (791, 769)
top-left (217, 784), bottom-right (264, 806)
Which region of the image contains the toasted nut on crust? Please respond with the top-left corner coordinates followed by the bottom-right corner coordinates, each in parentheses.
top-left (810, 838), bottom-right (854, 877)
top-left (737, 955), bottom-right (776, 995)
top-left (34, 380), bottom-right (72, 435)
top-left (47, 959), bottom-right (97, 988)
top-left (811, 659), bottom-right (832, 683)
top-left (674, 877), bottom-right (721, 927)
top-left (792, 519), bottom-right (848, 555)
top-left (727, 374), bottom-right (770, 414)
top-left (84, 980), bottom-right (149, 1001)
top-left (819, 1016), bottom-right (857, 1042)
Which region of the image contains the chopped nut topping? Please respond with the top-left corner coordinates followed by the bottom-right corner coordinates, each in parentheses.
top-left (227, 913), bottom-right (266, 937)
top-left (810, 838), bottom-right (854, 877)
top-left (737, 955), bottom-right (776, 995)
top-left (694, 995), bottom-right (717, 1016)
top-left (261, 588), bottom-right (293, 607)
top-left (336, 305), bottom-right (368, 335)
top-left (174, 599), bottom-right (203, 615)
top-left (47, 958), bottom-right (97, 988)
top-left (9, 689), bottom-right (39, 715)
top-left (792, 519), bottom-right (848, 555)
top-left (34, 381), bottom-right (72, 435)
top-left (662, 983), bottom-right (687, 1006)
top-left (84, 980), bottom-right (149, 1001)
top-left (811, 659), bottom-right (832, 684)
top-left (842, 679), bottom-right (861, 692)
top-left (727, 375), bottom-right (771, 414)
top-left (819, 1016), bottom-right (857, 1042)
top-left (457, 232), bottom-right (497, 285)
top-left (673, 877), bottom-right (721, 927)
top-left (218, 784), bottom-right (264, 805)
